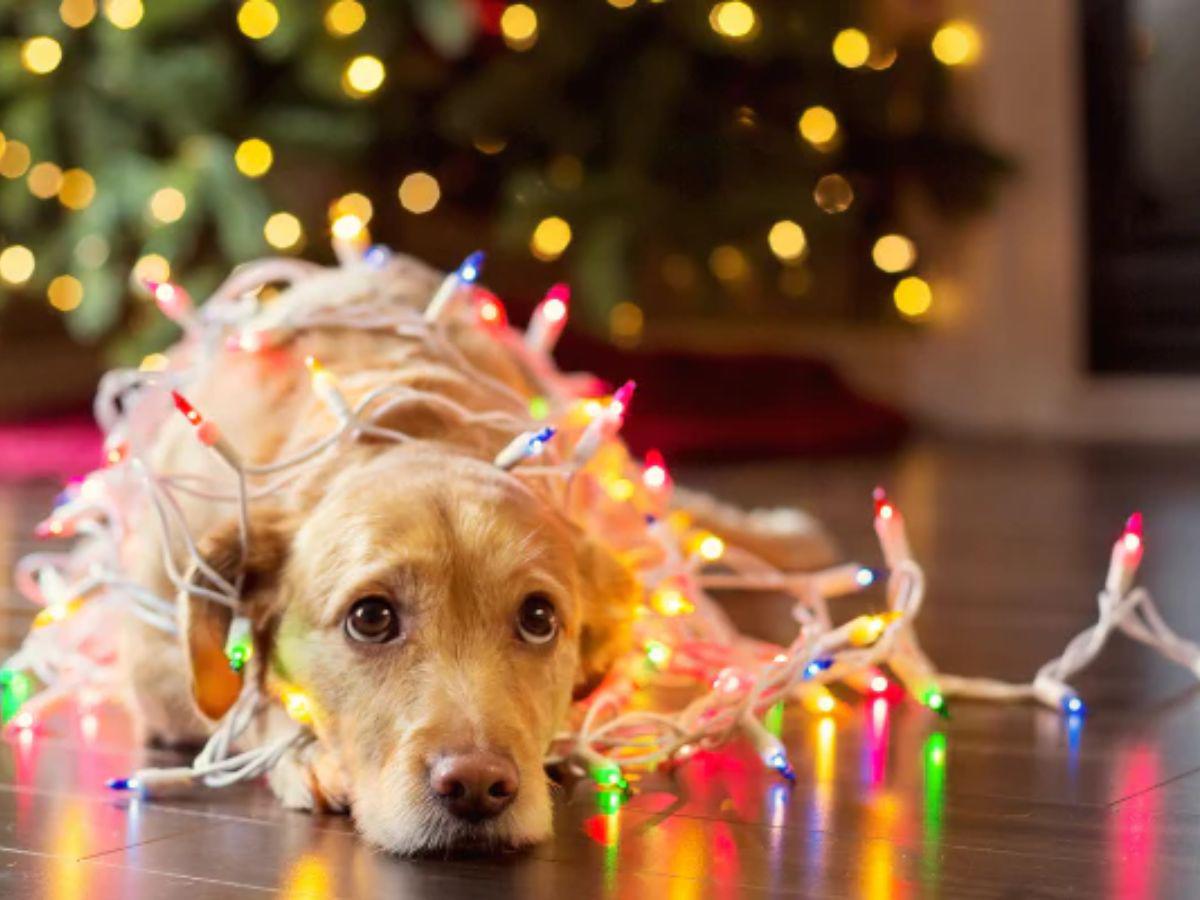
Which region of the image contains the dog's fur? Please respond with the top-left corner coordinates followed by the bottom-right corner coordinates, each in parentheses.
top-left (120, 259), bottom-right (833, 854)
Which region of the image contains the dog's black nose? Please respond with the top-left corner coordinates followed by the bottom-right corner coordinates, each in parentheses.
top-left (430, 751), bottom-right (519, 822)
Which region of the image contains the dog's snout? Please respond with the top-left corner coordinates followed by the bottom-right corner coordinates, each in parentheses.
top-left (430, 751), bottom-right (519, 822)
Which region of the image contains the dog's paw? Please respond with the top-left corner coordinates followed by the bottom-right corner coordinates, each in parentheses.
top-left (268, 744), bottom-right (351, 815)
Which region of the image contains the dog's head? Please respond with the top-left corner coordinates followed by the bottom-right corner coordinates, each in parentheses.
top-left (181, 445), bottom-right (636, 853)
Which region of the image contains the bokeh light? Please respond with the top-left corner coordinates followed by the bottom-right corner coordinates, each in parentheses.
top-left (48, 275), bottom-right (84, 312)
top-left (103, 0), bottom-right (144, 29)
top-left (149, 187), bottom-right (187, 224)
top-left (237, 0), bottom-right (279, 39)
top-left (813, 173), bottom-right (853, 213)
top-left (59, 169), bottom-right (96, 210)
top-left (0, 140), bottom-right (31, 178)
top-left (324, 0), bottom-right (365, 36)
top-left (0, 246), bottom-right (35, 286)
top-left (235, 138), bottom-right (273, 177)
top-left (709, 245), bottom-right (749, 282)
top-left (342, 55), bottom-right (385, 97)
top-left (27, 162), bottom-right (64, 200)
top-left (264, 212), bottom-right (303, 250)
top-left (398, 171), bottom-right (441, 214)
top-left (798, 106), bottom-right (838, 147)
top-left (500, 4), bottom-right (539, 51)
top-left (767, 220), bottom-right (807, 262)
top-left (530, 216), bottom-right (572, 261)
top-left (709, 1), bottom-right (758, 40)
top-left (329, 192), bottom-right (373, 224)
top-left (872, 234), bottom-right (917, 273)
top-left (832, 28), bottom-right (870, 68)
top-left (21, 37), bottom-right (63, 75)
top-left (932, 20), bottom-right (981, 66)
top-left (609, 302), bottom-right (644, 343)
top-left (60, 0), bottom-right (97, 28)
top-left (894, 275), bottom-right (933, 318)
top-left (133, 254), bottom-right (170, 284)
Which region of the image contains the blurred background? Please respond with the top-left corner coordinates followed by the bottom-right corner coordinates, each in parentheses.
top-left (0, 0), bottom-right (1196, 473)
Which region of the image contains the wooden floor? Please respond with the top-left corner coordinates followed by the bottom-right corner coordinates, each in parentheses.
top-left (2, 438), bottom-right (1200, 898)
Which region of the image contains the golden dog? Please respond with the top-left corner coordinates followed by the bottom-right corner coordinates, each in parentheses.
top-left (120, 257), bottom-right (832, 853)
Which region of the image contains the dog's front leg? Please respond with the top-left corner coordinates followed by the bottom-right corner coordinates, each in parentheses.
top-left (268, 738), bottom-right (352, 815)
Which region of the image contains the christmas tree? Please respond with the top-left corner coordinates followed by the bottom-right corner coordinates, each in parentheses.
top-left (0, 0), bottom-right (1007, 363)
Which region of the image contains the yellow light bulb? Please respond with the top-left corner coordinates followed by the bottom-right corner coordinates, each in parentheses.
top-left (342, 54), bottom-right (385, 97)
top-left (398, 171), bottom-right (441, 214)
top-left (832, 28), bottom-right (870, 68)
top-left (893, 276), bottom-right (933, 319)
top-left (872, 234), bottom-right (917, 273)
top-left (606, 478), bottom-right (636, 502)
top-left (235, 138), bottom-right (273, 178)
top-left (530, 216), bottom-right (572, 261)
top-left (139, 353), bottom-right (169, 372)
top-left (330, 213), bottom-right (364, 241)
top-left (767, 220), bottom-right (807, 262)
top-left (103, 0), bottom-right (143, 29)
top-left (324, 0), bottom-right (365, 36)
top-left (0, 245), bottom-right (36, 286)
top-left (238, 0), bottom-right (279, 39)
top-left (709, 1), bottom-right (758, 40)
top-left (58, 169), bottom-right (96, 210)
top-left (696, 533), bottom-right (725, 561)
top-left (264, 212), bottom-right (303, 250)
top-left (149, 187), bottom-right (187, 224)
top-left (21, 37), bottom-right (63, 75)
top-left (48, 275), bottom-right (84, 312)
top-left (798, 106), bottom-right (838, 147)
top-left (500, 4), bottom-right (538, 50)
top-left (932, 20), bottom-right (981, 67)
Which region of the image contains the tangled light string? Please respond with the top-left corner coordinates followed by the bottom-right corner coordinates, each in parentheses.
top-left (5, 229), bottom-right (1200, 803)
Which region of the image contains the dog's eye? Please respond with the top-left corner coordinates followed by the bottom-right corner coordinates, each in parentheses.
top-left (345, 596), bottom-right (401, 644)
top-left (516, 593), bottom-right (558, 645)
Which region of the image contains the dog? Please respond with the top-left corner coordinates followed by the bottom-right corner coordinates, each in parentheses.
top-left (119, 255), bottom-right (834, 854)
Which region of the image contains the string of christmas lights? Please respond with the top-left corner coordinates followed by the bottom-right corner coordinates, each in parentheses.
top-left (4, 229), bottom-right (1199, 805)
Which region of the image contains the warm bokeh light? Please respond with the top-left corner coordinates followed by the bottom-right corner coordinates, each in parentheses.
top-left (103, 0), bottom-right (144, 29)
top-left (27, 162), bottom-right (64, 200)
top-left (832, 28), bottom-right (870, 68)
top-left (872, 234), bottom-right (917, 273)
top-left (814, 173), bottom-right (854, 213)
top-left (500, 4), bottom-right (539, 50)
top-left (21, 37), bottom-right (63, 75)
top-left (530, 216), bottom-right (572, 261)
top-left (149, 187), bottom-right (187, 224)
top-left (132, 253), bottom-right (170, 284)
top-left (330, 213), bottom-right (365, 242)
top-left (324, 0), bottom-right (365, 36)
top-left (608, 0), bottom-right (636, 7)
top-left (709, 244), bottom-right (749, 282)
top-left (235, 138), bottom-right (273, 177)
top-left (342, 55), bottom-right (385, 97)
top-left (709, 1), bottom-right (758, 40)
top-left (48, 275), bottom-right (84, 312)
top-left (139, 353), bottom-right (169, 372)
top-left (767, 219), bottom-right (807, 262)
top-left (58, 169), bottom-right (96, 209)
top-left (609, 301), bottom-right (644, 343)
top-left (398, 171), bottom-right (441, 214)
top-left (473, 136), bottom-right (507, 155)
top-left (237, 0), bottom-right (279, 39)
top-left (75, 234), bottom-right (110, 268)
top-left (0, 140), bottom-right (31, 179)
top-left (894, 275), bottom-right (933, 318)
top-left (264, 212), bottom-right (303, 250)
top-left (0, 245), bottom-right (35, 286)
top-left (329, 192), bottom-right (373, 224)
top-left (60, 0), bottom-right (97, 28)
top-left (932, 20), bottom-right (981, 66)
top-left (798, 105), bottom-right (838, 147)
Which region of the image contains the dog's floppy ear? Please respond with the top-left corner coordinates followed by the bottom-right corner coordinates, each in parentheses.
top-left (573, 536), bottom-right (639, 700)
top-left (181, 508), bottom-right (292, 720)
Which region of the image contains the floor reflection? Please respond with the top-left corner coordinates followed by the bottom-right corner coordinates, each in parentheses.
top-left (1110, 744), bottom-right (1161, 899)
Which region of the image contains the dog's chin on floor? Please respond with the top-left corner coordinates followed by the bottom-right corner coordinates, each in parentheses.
top-left (359, 802), bottom-right (552, 858)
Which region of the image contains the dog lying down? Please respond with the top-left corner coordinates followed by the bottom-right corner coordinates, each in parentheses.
top-left (123, 253), bottom-right (834, 854)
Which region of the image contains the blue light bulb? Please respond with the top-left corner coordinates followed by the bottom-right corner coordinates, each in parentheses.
top-left (1063, 695), bottom-right (1085, 716)
top-left (457, 250), bottom-right (486, 284)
